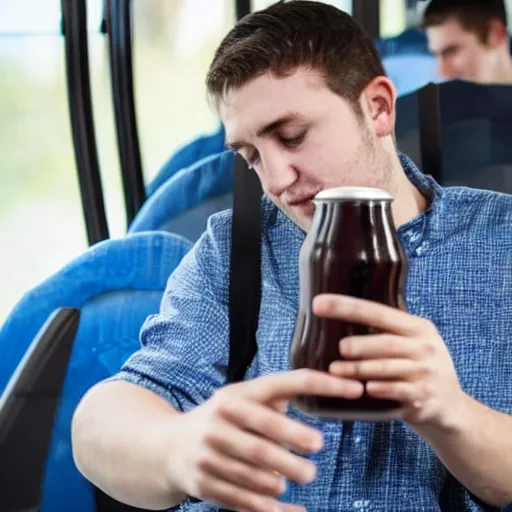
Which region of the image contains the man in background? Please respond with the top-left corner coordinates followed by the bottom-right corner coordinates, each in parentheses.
top-left (423, 0), bottom-right (512, 83)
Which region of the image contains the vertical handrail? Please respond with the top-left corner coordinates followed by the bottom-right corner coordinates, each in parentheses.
top-left (352, 0), bottom-right (380, 40)
top-left (105, 0), bottom-right (146, 226)
top-left (236, 0), bottom-right (251, 20)
top-left (61, 0), bottom-right (109, 245)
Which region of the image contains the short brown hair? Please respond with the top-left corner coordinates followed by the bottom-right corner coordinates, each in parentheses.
top-left (206, 0), bottom-right (386, 114)
top-left (423, 0), bottom-right (508, 44)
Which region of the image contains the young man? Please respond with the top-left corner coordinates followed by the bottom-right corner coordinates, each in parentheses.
top-left (71, 2), bottom-right (512, 511)
top-left (423, 0), bottom-right (512, 83)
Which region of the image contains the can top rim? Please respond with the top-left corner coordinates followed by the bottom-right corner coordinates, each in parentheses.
top-left (314, 186), bottom-right (393, 201)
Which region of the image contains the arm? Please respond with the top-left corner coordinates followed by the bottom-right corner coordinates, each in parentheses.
top-left (315, 294), bottom-right (512, 508)
top-left (71, 380), bottom-right (186, 510)
top-left (71, 216), bottom-right (364, 512)
top-left (71, 216), bottom-right (232, 509)
top-left (72, 361), bottom-right (365, 512)
top-left (415, 396), bottom-right (512, 508)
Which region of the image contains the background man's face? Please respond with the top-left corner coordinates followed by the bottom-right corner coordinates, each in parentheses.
top-left (427, 17), bottom-right (495, 82)
top-left (219, 69), bottom-right (392, 231)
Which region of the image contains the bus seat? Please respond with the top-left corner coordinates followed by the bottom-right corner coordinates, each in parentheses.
top-left (375, 27), bottom-right (440, 97)
top-left (383, 53), bottom-right (439, 97)
top-left (129, 150), bottom-right (234, 243)
top-left (146, 124), bottom-right (225, 197)
top-left (396, 80), bottom-right (512, 193)
top-left (0, 232), bottom-right (192, 511)
top-left (376, 27), bottom-right (430, 57)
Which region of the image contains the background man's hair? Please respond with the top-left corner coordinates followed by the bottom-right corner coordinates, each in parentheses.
top-left (423, 0), bottom-right (508, 43)
top-left (206, 0), bottom-right (386, 114)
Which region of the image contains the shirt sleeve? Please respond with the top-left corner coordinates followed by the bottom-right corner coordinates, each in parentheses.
top-left (109, 212), bottom-right (232, 413)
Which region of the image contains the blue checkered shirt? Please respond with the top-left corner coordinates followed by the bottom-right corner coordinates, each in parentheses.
top-left (114, 153), bottom-right (512, 511)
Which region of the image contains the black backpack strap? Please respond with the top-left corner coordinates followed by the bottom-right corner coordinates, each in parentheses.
top-left (95, 155), bottom-right (262, 512)
top-left (218, 156), bottom-right (262, 512)
top-left (227, 153), bottom-right (263, 384)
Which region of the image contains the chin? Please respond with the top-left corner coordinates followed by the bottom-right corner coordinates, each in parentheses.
top-left (290, 204), bottom-right (315, 232)
top-left (294, 213), bottom-right (313, 232)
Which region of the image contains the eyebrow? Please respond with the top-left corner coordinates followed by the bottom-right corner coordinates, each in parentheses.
top-left (225, 113), bottom-right (302, 151)
top-left (431, 43), bottom-right (460, 57)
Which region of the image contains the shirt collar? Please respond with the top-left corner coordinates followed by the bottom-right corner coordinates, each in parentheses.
top-left (397, 151), bottom-right (444, 258)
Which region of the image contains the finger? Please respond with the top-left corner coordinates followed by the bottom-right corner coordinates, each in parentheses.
top-left (338, 334), bottom-right (422, 360)
top-left (205, 420), bottom-right (317, 485)
top-left (198, 447), bottom-right (286, 498)
top-left (218, 398), bottom-right (324, 453)
top-left (329, 358), bottom-right (424, 380)
top-left (276, 504), bottom-right (307, 512)
top-left (312, 294), bottom-right (429, 337)
top-left (365, 381), bottom-right (419, 404)
top-left (242, 368), bottom-right (365, 403)
top-left (194, 475), bottom-right (289, 512)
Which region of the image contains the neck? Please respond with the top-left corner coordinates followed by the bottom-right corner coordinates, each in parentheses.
top-left (388, 151), bottom-right (428, 228)
top-left (487, 49), bottom-right (512, 84)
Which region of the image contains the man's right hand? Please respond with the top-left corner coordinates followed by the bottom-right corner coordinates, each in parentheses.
top-left (165, 369), bottom-right (364, 512)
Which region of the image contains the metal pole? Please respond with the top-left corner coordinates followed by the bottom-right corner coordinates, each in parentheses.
top-left (105, 0), bottom-right (146, 226)
top-left (236, 0), bottom-right (251, 21)
top-left (61, 0), bottom-right (109, 245)
top-left (352, 0), bottom-right (381, 40)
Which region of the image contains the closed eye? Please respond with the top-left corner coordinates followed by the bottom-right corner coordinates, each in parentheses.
top-left (247, 149), bottom-right (260, 167)
top-left (280, 131), bottom-right (307, 148)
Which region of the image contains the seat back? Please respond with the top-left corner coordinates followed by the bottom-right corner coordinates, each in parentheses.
top-left (0, 232), bottom-right (192, 512)
top-left (377, 27), bottom-right (430, 57)
top-left (129, 150), bottom-right (235, 242)
top-left (396, 80), bottom-right (512, 192)
top-left (146, 124), bottom-right (225, 198)
top-left (377, 27), bottom-right (440, 97)
top-left (383, 53), bottom-right (438, 97)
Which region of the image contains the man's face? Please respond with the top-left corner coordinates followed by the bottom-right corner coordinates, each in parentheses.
top-left (427, 17), bottom-right (496, 82)
top-left (220, 69), bottom-right (393, 231)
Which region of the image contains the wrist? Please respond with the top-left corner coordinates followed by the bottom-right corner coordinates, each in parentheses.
top-left (161, 411), bottom-right (190, 504)
top-left (412, 391), bottom-right (476, 441)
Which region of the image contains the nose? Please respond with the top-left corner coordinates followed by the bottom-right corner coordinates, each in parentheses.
top-left (259, 145), bottom-right (298, 198)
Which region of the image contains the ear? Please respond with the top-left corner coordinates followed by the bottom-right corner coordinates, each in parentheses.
top-left (486, 19), bottom-right (508, 49)
top-left (360, 76), bottom-right (396, 139)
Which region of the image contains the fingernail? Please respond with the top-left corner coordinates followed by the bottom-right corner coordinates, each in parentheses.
top-left (310, 434), bottom-right (323, 451)
top-left (302, 464), bottom-right (317, 483)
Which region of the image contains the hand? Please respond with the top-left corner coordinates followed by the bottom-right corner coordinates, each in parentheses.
top-left (167, 369), bottom-right (364, 512)
top-left (313, 294), bottom-right (468, 430)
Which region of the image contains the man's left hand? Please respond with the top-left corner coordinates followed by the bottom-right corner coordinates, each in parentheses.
top-left (312, 294), bottom-right (469, 430)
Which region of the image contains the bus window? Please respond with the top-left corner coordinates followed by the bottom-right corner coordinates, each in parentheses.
top-left (0, 0), bottom-right (88, 324)
top-left (132, 0), bottom-right (235, 186)
top-left (0, 0), bottom-right (61, 34)
top-left (380, 0), bottom-right (407, 38)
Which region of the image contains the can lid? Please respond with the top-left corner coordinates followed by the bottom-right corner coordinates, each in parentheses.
top-left (314, 186), bottom-right (392, 201)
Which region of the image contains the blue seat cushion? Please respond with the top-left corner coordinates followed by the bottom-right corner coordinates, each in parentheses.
top-left (0, 231), bottom-right (192, 511)
top-left (129, 150), bottom-right (234, 240)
